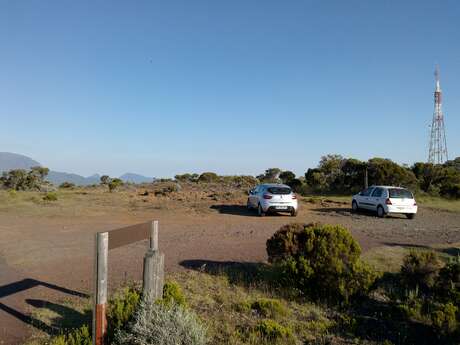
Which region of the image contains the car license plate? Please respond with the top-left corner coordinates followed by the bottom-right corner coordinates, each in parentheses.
top-left (277, 206), bottom-right (288, 210)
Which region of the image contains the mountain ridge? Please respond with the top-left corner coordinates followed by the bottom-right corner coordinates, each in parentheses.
top-left (0, 152), bottom-right (154, 185)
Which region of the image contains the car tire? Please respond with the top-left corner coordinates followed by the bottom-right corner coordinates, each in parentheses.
top-left (406, 213), bottom-right (415, 219)
top-left (377, 205), bottom-right (385, 218)
top-left (352, 201), bottom-right (359, 213)
top-left (290, 209), bottom-right (297, 217)
top-left (258, 204), bottom-right (265, 217)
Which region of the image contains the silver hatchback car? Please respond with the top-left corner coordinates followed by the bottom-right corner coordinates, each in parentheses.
top-left (247, 183), bottom-right (298, 217)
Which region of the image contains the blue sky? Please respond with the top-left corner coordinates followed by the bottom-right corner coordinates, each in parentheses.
top-left (1, 1), bottom-right (459, 177)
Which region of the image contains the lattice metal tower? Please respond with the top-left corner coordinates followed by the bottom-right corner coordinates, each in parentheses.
top-left (428, 65), bottom-right (448, 164)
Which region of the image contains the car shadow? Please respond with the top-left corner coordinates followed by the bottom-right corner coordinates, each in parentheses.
top-left (313, 207), bottom-right (408, 219)
top-left (210, 204), bottom-right (293, 217)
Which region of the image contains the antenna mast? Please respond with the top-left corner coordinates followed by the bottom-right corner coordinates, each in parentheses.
top-left (428, 65), bottom-right (448, 164)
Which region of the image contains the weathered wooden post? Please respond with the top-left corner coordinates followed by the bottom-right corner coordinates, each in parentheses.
top-left (93, 232), bottom-right (108, 345)
top-left (143, 220), bottom-right (164, 300)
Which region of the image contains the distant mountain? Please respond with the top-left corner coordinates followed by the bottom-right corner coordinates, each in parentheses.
top-left (0, 152), bottom-right (153, 186)
top-left (46, 171), bottom-right (101, 186)
top-left (119, 173), bottom-right (154, 184)
top-left (0, 152), bottom-right (41, 172)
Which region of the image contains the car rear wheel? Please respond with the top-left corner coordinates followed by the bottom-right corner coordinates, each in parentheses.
top-left (377, 205), bottom-right (385, 218)
top-left (406, 213), bottom-right (415, 219)
top-left (258, 204), bottom-right (265, 217)
top-left (290, 209), bottom-right (297, 217)
top-left (352, 201), bottom-right (359, 213)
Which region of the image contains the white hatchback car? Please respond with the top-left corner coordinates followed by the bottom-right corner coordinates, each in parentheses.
top-left (247, 183), bottom-right (298, 217)
top-left (352, 186), bottom-right (418, 219)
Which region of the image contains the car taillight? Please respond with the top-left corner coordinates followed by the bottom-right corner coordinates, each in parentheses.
top-left (414, 201), bottom-right (417, 206)
top-left (385, 198), bottom-right (392, 205)
top-left (263, 194), bottom-right (272, 199)
top-left (292, 194), bottom-right (297, 200)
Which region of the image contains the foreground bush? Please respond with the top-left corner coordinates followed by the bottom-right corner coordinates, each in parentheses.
top-left (162, 280), bottom-right (187, 307)
top-left (400, 251), bottom-right (443, 292)
top-left (266, 223), bottom-right (377, 302)
top-left (114, 299), bottom-right (207, 345)
top-left (50, 325), bottom-right (91, 345)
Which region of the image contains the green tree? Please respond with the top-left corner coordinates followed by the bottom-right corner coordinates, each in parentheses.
top-left (279, 171), bottom-right (296, 184)
top-left (100, 175), bottom-right (111, 185)
top-left (108, 178), bottom-right (123, 192)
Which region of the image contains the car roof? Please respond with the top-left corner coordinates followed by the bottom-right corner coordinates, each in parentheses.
top-left (259, 183), bottom-right (291, 188)
top-left (369, 185), bottom-right (409, 190)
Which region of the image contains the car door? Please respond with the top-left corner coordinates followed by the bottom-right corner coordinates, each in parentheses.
top-left (249, 186), bottom-right (258, 207)
top-left (358, 187), bottom-right (375, 210)
top-left (370, 187), bottom-right (384, 211)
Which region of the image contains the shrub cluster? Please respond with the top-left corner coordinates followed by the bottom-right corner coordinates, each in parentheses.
top-left (114, 299), bottom-right (208, 345)
top-left (266, 223), bottom-right (377, 303)
top-left (0, 166), bottom-right (50, 191)
top-left (396, 252), bottom-right (460, 339)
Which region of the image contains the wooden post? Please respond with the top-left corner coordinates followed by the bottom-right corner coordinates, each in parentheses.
top-left (143, 220), bottom-right (164, 300)
top-left (93, 232), bottom-right (108, 345)
top-left (142, 250), bottom-right (164, 300)
top-left (150, 220), bottom-right (158, 251)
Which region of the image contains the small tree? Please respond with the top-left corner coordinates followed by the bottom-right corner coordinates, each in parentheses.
top-left (108, 178), bottom-right (123, 192)
top-left (279, 171), bottom-right (296, 184)
top-left (100, 175), bottom-right (111, 185)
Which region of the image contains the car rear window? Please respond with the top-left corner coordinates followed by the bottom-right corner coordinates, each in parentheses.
top-left (267, 187), bottom-right (291, 195)
top-left (389, 188), bottom-right (413, 199)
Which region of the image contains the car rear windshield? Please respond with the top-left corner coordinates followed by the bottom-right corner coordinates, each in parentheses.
top-left (267, 187), bottom-right (291, 195)
top-left (389, 188), bottom-right (413, 199)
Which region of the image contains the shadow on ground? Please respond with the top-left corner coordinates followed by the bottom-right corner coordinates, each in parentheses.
top-left (179, 259), bottom-right (275, 287)
top-left (0, 279), bottom-right (89, 335)
top-left (313, 207), bottom-right (408, 219)
top-left (210, 204), bottom-right (292, 217)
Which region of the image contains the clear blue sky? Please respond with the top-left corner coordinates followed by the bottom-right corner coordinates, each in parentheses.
top-left (1, 1), bottom-right (459, 177)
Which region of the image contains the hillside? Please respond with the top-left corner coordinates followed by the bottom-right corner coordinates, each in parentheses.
top-left (0, 152), bottom-right (41, 171)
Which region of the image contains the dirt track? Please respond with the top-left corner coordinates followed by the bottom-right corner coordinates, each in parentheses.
top-left (1, 194), bottom-right (460, 344)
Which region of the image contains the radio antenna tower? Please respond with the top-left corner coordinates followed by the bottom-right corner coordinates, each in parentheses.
top-left (428, 65), bottom-right (448, 164)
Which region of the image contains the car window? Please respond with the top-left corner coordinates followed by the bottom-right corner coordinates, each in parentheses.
top-left (361, 188), bottom-right (374, 196)
top-left (371, 188), bottom-right (383, 197)
top-left (389, 188), bottom-right (413, 199)
top-left (267, 187), bottom-right (291, 195)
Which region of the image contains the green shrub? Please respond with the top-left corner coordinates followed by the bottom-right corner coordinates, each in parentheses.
top-left (250, 298), bottom-right (287, 318)
top-left (107, 287), bottom-right (141, 333)
top-left (162, 280), bottom-right (187, 307)
top-left (253, 319), bottom-right (294, 343)
top-left (400, 251), bottom-right (443, 292)
top-left (436, 259), bottom-right (460, 303)
top-left (43, 191), bottom-right (58, 201)
top-left (440, 183), bottom-right (460, 199)
top-left (266, 223), bottom-right (377, 303)
top-left (50, 325), bottom-right (91, 345)
top-left (114, 299), bottom-right (208, 345)
top-left (60, 182), bottom-right (76, 189)
top-left (431, 302), bottom-right (458, 335)
top-left (108, 178), bottom-right (123, 192)
top-left (197, 172), bottom-right (219, 183)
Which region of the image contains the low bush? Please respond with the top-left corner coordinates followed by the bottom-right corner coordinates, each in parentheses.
top-left (431, 302), bottom-right (458, 335)
top-left (107, 287), bottom-right (141, 335)
top-left (250, 298), bottom-right (287, 318)
top-left (43, 191), bottom-right (58, 201)
top-left (266, 223), bottom-right (377, 303)
top-left (197, 172), bottom-right (219, 183)
top-left (253, 319), bottom-right (294, 343)
top-left (50, 325), bottom-right (91, 345)
top-left (436, 259), bottom-right (460, 304)
top-left (59, 182), bottom-right (76, 189)
top-left (162, 280), bottom-right (187, 307)
top-left (400, 251), bottom-right (443, 293)
top-left (114, 299), bottom-right (208, 345)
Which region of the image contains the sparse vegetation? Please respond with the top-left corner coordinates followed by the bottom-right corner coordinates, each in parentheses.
top-left (43, 191), bottom-right (58, 202)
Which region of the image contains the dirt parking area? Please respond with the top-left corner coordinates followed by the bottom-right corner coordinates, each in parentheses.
top-left (0, 186), bottom-right (460, 344)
